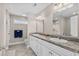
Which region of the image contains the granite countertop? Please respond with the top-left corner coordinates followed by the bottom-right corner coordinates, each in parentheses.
top-left (31, 33), bottom-right (79, 53)
top-left (31, 32), bottom-right (79, 42)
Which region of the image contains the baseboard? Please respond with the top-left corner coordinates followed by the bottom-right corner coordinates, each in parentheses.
top-left (9, 41), bottom-right (25, 46)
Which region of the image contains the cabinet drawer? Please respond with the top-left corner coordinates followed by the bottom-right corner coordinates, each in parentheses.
top-left (74, 53), bottom-right (79, 56)
top-left (30, 36), bottom-right (74, 56)
top-left (0, 50), bottom-right (2, 56)
top-left (35, 37), bottom-right (74, 56)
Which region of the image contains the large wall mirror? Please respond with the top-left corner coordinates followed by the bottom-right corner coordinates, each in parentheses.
top-left (53, 3), bottom-right (79, 37)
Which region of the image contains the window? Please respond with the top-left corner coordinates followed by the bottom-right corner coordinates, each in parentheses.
top-left (14, 20), bottom-right (28, 24)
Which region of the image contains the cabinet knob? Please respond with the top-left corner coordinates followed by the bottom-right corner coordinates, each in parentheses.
top-left (49, 51), bottom-right (53, 55)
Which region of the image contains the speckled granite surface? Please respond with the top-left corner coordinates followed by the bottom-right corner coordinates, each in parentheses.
top-left (31, 33), bottom-right (79, 53)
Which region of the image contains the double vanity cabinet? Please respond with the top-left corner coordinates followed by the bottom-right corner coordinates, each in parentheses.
top-left (30, 33), bottom-right (79, 56)
top-left (30, 35), bottom-right (59, 56)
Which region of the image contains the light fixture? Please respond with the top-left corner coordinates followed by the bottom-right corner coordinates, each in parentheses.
top-left (22, 14), bottom-right (27, 17)
top-left (36, 16), bottom-right (45, 20)
top-left (67, 4), bottom-right (73, 8)
top-left (57, 4), bottom-right (73, 12)
top-left (33, 3), bottom-right (37, 7)
top-left (54, 3), bottom-right (60, 6)
top-left (72, 12), bottom-right (76, 15)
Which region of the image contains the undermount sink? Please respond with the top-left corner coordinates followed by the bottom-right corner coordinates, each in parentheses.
top-left (49, 38), bottom-right (68, 44)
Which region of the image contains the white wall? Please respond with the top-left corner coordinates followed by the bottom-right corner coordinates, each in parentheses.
top-left (27, 20), bottom-right (36, 37)
top-left (26, 20), bottom-right (36, 46)
top-left (64, 18), bottom-right (71, 36)
top-left (36, 20), bottom-right (44, 33)
top-left (10, 15), bottom-right (27, 44)
top-left (44, 15), bottom-right (53, 35)
top-left (43, 5), bottom-right (54, 35)
top-left (35, 4), bottom-right (54, 35)
top-left (0, 4), bottom-right (9, 48)
top-left (0, 4), bottom-right (4, 48)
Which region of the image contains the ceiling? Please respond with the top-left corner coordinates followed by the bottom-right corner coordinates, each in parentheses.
top-left (5, 3), bottom-right (50, 16)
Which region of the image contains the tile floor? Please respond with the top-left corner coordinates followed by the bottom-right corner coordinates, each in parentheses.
top-left (4, 43), bottom-right (36, 56)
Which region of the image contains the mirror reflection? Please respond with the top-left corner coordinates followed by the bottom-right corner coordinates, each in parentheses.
top-left (53, 3), bottom-right (79, 37)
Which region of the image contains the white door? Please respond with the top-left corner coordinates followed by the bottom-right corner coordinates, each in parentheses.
top-left (40, 44), bottom-right (54, 56)
top-left (6, 10), bottom-right (10, 49)
top-left (30, 36), bottom-right (36, 51)
top-left (70, 15), bottom-right (78, 37)
top-left (30, 36), bottom-right (39, 55)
